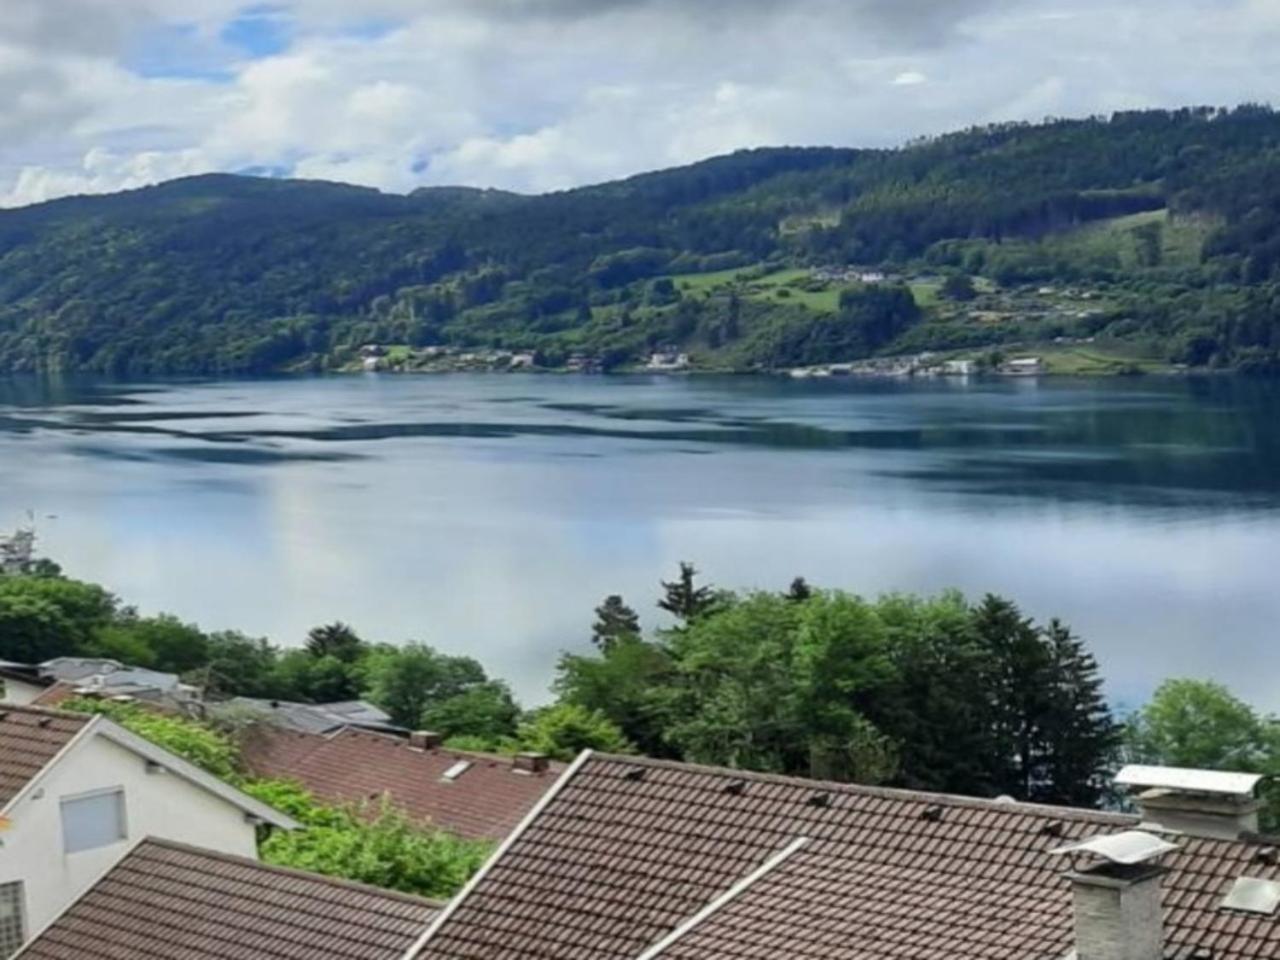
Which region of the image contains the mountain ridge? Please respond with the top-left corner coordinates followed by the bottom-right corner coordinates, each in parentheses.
top-left (1, 106), bottom-right (1278, 375)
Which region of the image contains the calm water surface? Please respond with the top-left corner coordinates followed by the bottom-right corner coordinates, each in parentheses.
top-left (1, 373), bottom-right (1277, 709)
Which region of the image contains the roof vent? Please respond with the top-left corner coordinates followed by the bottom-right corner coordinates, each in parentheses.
top-left (807, 792), bottom-right (831, 809)
top-left (409, 731), bottom-right (443, 751)
top-left (1041, 821), bottom-right (1066, 839)
top-left (1253, 847), bottom-right (1279, 866)
top-left (1115, 765), bottom-right (1264, 841)
top-left (622, 768), bottom-right (647, 783)
top-left (441, 760), bottom-right (471, 782)
top-left (920, 805), bottom-right (944, 823)
top-left (1221, 877), bottom-right (1280, 916)
top-left (513, 752), bottom-right (550, 775)
top-left (723, 780), bottom-right (747, 797)
top-left (37, 716), bottom-right (52, 728)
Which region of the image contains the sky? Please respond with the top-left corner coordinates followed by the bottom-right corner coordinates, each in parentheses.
top-left (1, 0), bottom-right (1278, 208)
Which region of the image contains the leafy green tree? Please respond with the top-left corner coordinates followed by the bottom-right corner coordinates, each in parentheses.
top-left (305, 622), bottom-right (365, 663)
top-left (591, 595), bottom-right (640, 650)
top-left (516, 703), bottom-right (632, 761)
top-left (662, 592), bottom-right (895, 780)
top-left (273, 649), bottom-right (361, 703)
top-left (199, 630), bottom-right (285, 698)
top-left (421, 681), bottom-right (520, 742)
top-left (63, 698), bottom-right (240, 780)
top-left (94, 614), bottom-right (210, 673)
top-left (0, 576), bottom-right (118, 663)
top-left (1127, 679), bottom-right (1280, 829)
top-left (256, 797), bottom-right (490, 899)
top-left (865, 591), bottom-right (999, 795)
top-left (1127, 679), bottom-right (1272, 770)
top-left (658, 562), bottom-right (718, 625)
top-left (555, 636), bottom-right (677, 757)
top-left (363, 643), bottom-right (491, 729)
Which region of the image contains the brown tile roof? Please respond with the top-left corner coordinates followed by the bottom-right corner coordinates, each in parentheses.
top-left (240, 726), bottom-right (566, 842)
top-left (30, 681), bottom-right (78, 708)
top-left (19, 838), bottom-right (440, 960)
top-left (415, 753), bottom-right (1280, 960)
top-left (0, 704), bottom-right (90, 806)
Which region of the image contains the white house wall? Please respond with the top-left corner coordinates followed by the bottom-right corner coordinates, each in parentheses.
top-left (0, 732), bottom-right (260, 943)
top-left (0, 681), bottom-right (46, 707)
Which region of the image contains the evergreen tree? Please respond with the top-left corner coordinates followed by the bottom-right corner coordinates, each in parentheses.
top-left (658, 562), bottom-right (717, 625)
top-left (973, 594), bottom-right (1053, 800)
top-left (1039, 619), bottom-right (1119, 807)
top-left (591, 595), bottom-right (640, 650)
top-left (305, 622), bottom-right (365, 663)
top-left (786, 577), bottom-right (813, 602)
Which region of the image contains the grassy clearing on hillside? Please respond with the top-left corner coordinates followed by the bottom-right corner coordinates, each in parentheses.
top-left (1054, 209), bottom-right (1215, 270)
top-left (1032, 343), bottom-right (1170, 375)
top-left (670, 265), bottom-right (852, 314)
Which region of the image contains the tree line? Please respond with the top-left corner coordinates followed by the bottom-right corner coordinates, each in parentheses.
top-left (2, 539), bottom-right (1276, 825)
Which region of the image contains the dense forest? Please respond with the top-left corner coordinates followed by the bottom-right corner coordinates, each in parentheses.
top-left (3, 105), bottom-right (1280, 374)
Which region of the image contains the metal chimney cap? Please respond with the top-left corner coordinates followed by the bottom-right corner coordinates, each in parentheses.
top-left (1050, 830), bottom-right (1180, 866)
top-left (1116, 765), bottom-right (1264, 797)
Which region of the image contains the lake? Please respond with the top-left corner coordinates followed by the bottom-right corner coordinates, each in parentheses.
top-left (1, 373), bottom-right (1278, 710)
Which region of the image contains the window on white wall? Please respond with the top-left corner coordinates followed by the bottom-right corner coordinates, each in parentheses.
top-left (60, 787), bottom-right (127, 854)
top-left (0, 882), bottom-right (25, 958)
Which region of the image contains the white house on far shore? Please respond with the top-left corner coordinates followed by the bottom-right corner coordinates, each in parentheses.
top-left (0, 705), bottom-right (298, 957)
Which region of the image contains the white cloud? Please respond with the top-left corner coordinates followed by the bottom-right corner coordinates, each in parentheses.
top-left (0, 0), bottom-right (1277, 206)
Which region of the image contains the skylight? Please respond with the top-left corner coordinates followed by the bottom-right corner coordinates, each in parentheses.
top-left (1222, 877), bottom-right (1280, 915)
top-left (442, 760), bottom-right (471, 782)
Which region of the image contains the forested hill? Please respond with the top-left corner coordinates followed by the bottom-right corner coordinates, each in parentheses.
top-left (3, 105), bottom-right (1280, 375)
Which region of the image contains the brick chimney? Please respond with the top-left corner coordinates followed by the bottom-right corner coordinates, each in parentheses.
top-left (1116, 765), bottom-right (1264, 841)
top-left (409, 730), bottom-right (443, 750)
top-left (1052, 831), bottom-right (1178, 960)
top-left (512, 752), bottom-right (550, 774)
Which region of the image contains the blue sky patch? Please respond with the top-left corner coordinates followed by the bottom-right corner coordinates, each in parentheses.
top-left (220, 5), bottom-right (293, 59)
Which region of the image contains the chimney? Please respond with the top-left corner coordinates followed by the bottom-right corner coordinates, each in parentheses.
top-left (512, 752), bottom-right (550, 775)
top-left (409, 730), bottom-right (443, 750)
top-left (1051, 831), bottom-right (1179, 960)
top-left (1116, 765), bottom-right (1264, 841)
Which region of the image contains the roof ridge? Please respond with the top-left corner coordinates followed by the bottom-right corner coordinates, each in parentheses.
top-left (328, 727), bottom-right (565, 769)
top-left (0, 702), bottom-right (92, 722)
top-left (135, 837), bottom-right (444, 909)
top-left (588, 752), bottom-right (1135, 825)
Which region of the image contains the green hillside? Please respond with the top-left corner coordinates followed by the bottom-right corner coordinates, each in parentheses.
top-left (2, 106), bottom-right (1280, 375)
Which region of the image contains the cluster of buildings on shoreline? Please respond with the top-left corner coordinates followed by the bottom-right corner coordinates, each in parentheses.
top-left (2, 657), bottom-right (1279, 960)
top-left (788, 353), bottom-right (1045, 379)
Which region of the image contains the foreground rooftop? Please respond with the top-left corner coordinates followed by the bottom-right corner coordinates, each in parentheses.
top-left (412, 753), bottom-right (1280, 960)
top-left (18, 838), bottom-right (440, 960)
